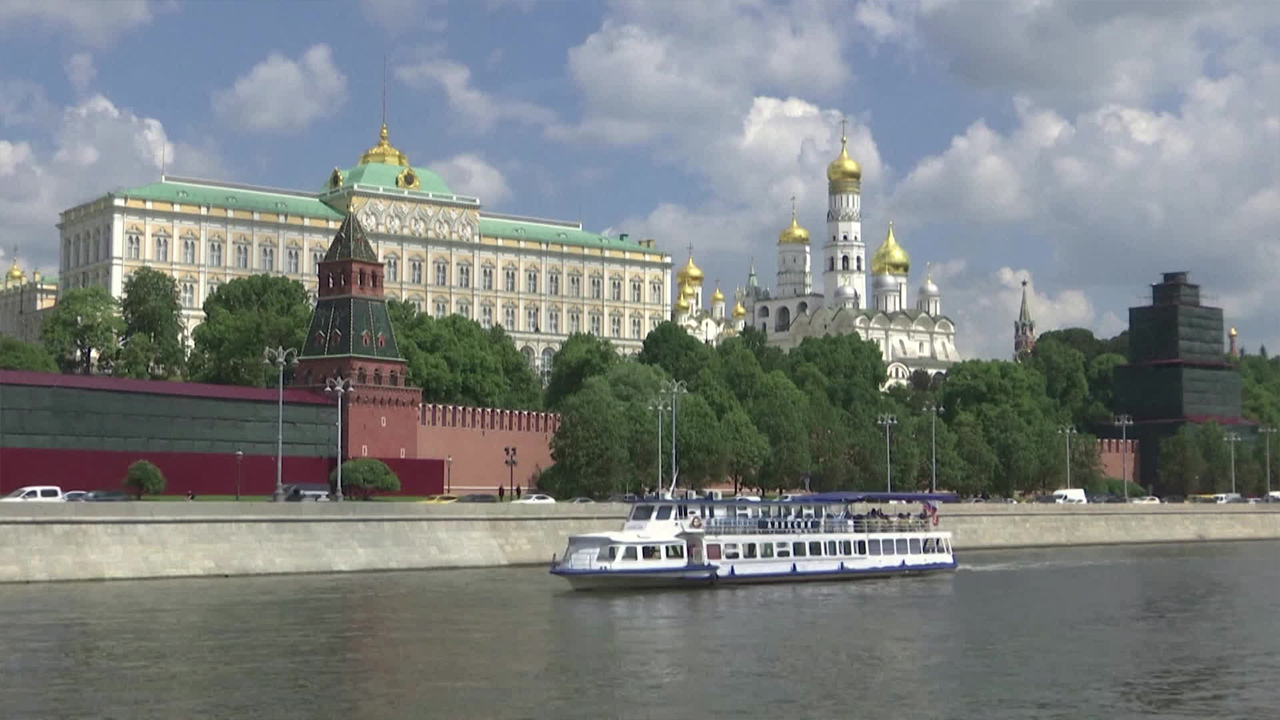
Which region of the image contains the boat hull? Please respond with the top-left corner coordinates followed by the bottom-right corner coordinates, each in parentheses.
top-left (551, 559), bottom-right (957, 591)
top-left (552, 565), bottom-right (719, 590)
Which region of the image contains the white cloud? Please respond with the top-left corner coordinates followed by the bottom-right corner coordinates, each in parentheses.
top-left (0, 0), bottom-right (153, 45)
top-left (65, 53), bottom-right (96, 94)
top-left (395, 56), bottom-right (554, 133)
top-left (0, 81), bottom-right (51, 127)
top-left (212, 45), bottom-right (347, 133)
top-left (359, 0), bottom-right (447, 33)
top-left (428, 153), bottom-right (511, 205)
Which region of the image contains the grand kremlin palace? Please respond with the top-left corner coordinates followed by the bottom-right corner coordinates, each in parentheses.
top-left (55, 123), bottom-right (674, 375)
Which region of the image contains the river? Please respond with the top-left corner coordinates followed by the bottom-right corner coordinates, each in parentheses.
top-left (3, 542), bottom-right (1280, 719)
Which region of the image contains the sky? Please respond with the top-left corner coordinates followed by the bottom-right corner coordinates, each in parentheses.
top-left (0, 0), bottom-right (1278, 359)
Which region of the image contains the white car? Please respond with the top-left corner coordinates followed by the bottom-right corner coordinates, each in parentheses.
top-left (1129, 496), bottom-right (1161, 504)
top-left (512, 494), bottom-right (556, 504)
top-left (1, 486), bottom-right (65, 502)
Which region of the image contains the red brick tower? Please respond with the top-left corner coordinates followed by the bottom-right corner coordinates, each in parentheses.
top-left (295, 213), bottom-right (419, 461)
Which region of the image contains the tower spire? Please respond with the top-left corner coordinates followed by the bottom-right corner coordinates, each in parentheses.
top-left (1014, 279), bottom-right (1037, 359)
top-left (382, 54), bottom-right (387, 128)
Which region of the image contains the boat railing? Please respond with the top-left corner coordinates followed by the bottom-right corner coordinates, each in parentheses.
top-left (701, 517), bottom-right (933, 536)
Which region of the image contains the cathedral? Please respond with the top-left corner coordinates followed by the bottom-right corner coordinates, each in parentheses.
top-left (673, 128), bottom-right (960, 386)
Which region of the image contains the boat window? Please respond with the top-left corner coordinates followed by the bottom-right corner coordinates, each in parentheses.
top-left (909, 538), bottom-right (922, 554)
top-left (809, 541), bottom-right (822, 556)
top-left (868, 540), bottom-right (881, 556)
top-left (840, 540), bottom-right (852, 556)
top-left (792, 542), bottom-right (806, 557)
top-left (623, 546), bottom-right (638, 561)
top-left (923, 538), bottom-right (934, 554)
top-left (883, 540), bottom-right (896, 556)
top-left (642, 545), bottom-right (661, 560)
top-left (607, 546), bottom-right (619, 560)
top-left (942, 539), bottom-right (951, 553)
top-left (707, 544), bottom-right (722, 560)
top-left (656, 505), bottom-right (673, 520)
top-left (856, 540), bottom-right (867, 555)
top-left (665, 544), bottom-right (685, 559)
top-left (631, 505), bottom-right (654, 521)
top-left (776, 542), bottom-right (791, 558)
top-left (896, 539), bottom-right (909, 555)
top-left (724, 543), bottom-right (740, 560)
top-left (826, 541), bottom-right (838, 556)
top-left (744, 543), bottom-right (758, 559)
top-left (761, 543), bottom-right (774, 559)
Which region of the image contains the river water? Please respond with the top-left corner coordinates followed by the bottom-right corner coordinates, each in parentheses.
top-left (3, 542), bottom-right (1280, 719)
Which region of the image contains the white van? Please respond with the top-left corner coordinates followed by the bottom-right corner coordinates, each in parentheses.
top-left (1211, 493), bottom-right (1243, 504)
top-left (1052, 488), bottom-right (1087, 504)
top-left (1, 486), bottom-right (65, 502)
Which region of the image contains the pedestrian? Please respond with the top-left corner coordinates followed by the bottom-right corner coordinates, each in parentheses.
top-left (499, 485), bottom-right (505, 502)
top-left (185, 491), bottom-right (195, 501)
top-left (516, 485), bottom-right (522, 499)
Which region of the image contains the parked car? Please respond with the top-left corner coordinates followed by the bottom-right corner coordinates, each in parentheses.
top-left (512, 494), bottom-right (556, 504)
top-left (1130, 496), bottom-right (1161, 504)
top-left (420, 494), bottom-right (459, 504)
top-left (607, 493), bottom-right (639, 503)
top-left (283, 484), bottom-right (331, 502)
top-left (63, 490), bottom-right (89, 502)
top-left (1, 486), bottom-right (65, 502)
top-left (568, 497), bottom-right (595, 503)
top-left (456, 494), bottom-right (498, 503)
top-left (84, 490), bottom-right (132, 502)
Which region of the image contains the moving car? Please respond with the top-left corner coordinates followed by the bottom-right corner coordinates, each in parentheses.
top-left (457, 494), bottom-right (498, 503)
top-left (1053, 488), bottom-right (1087, 504)
top-left (512, 494), bottom-right (556, 504)
top-left (1, 486), bottom-right (65, 502)
top-left (1129, 496), bottom-right (1161, 504)
top-left (84, 490), bottom-right (132, 502)
top-left (283, 484), bottom-right (331, 502)
top-left (420, 495), bottom-right (459, 504)
top-left (569, 497), bottom-right (595, 504)
top-left (64, 490), bottom-right (89, 502)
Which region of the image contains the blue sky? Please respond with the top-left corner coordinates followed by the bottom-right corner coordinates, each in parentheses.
top-left (1, 0), bottom-right (1278, 358)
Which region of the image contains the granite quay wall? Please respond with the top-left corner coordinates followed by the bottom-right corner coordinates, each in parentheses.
top-left (3, 503), bottom-right (1280, 583)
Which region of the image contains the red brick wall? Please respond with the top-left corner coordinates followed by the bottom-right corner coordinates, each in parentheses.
top-left (345, 385), bottom-right (422, 460)
top-left (416, 404), bottom-right (559, 495)
top-left (1098, 438), bottom-right (1140, 486)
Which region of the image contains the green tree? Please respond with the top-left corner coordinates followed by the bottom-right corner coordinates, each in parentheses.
top-left (545, 333), bottom-right (618, 409)
top-left (548, 378), bottom-right (629, 498)
top-left (188, 275), bottom-right (311, 386)
top-left (1159, 427), bottom-right (1206, 496)
top-left (41, 287), bottom-right (123, 374)
top-left (119, 267), bottom-right (185, 378)
top-left (638, 321), bottom-right (715, 383)
top-left (722, 406), bottom-right (768, 494)
top-left (1027, 338), bottom-right (1088, 422)
top-left (396, 314), bottom-right (540, 408)
top-left (386, 297), bottom-right (418, 332)
top-left (123, 460), bottom-right (166, 499)
top-left (749, 370), bottom-right (811, 492)
top-left (0, 336), bottom-right (57, 372)
top-left (787, 333), bottom-right (886, 414)
top-left (331, 458), bottom-right (400, 500)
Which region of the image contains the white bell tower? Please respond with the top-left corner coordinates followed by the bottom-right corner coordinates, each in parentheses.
top-left (823, 118), bottom-right (865, 309)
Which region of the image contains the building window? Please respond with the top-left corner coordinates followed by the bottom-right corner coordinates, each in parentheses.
top-left (481, 304), bottom-right (493, 328)
top-left (181, 282), bottom-right (196, 308)
top-left (154, 235), bottom-right (170, 262)
top-left (312, 250), bottom-right (324, 273)
top-left (210, 242), bottom-right (223, 267)
top-left (209, 282), bottom-right (221, 300)
top-left (526, 269), bottom-right (538, 294)
top-left (548, 308), bottom-right (560, 334)
top-left (434, 260), bottom-right (447, 286)
top-left (504, 267), bottom-right (516, 292)
top-left (458, 263), bottom-right (471, 288)
top-left (127, 235), bottom-right (141, 259)
top-left (650, 316), bottom-right (660, 331)
top-left (504, 305), bottom-right (516, 329)
top-left (434, 298), bottom-right (447, 318)
top-left (569, 273), bottom-right (582, 298)
top-left (611, 277), bottom-right (622, 301)
top-left (409, 298), bottom-right (421, 313)
top-left (261, 246), bottom-right (275, 272)
top-left (610, 315), bottom-right (621, 338)
top-left (458, 301), bottom-right (471, 319)
top-left (590, 313), bottom-right (602, 336)
top-left (526, 306), bottom-right (539, 331)
top-left (182, 239), bottom-right (196, 264)
top-left (410, 259), bottom-right (423, 284)
top-left (569, 311), bottom-right (581, 334)
top-left (631, 316), bottom-right (642, 339)
top-left (287, 248), bottom-right (300, 274)
top-left (590, 276), bottom-right (603, 300)
top-left (384, 255), bottom-right (398, 282)
top-left (650, 281), bottom-right (662, 304)
top-left (235, 245), bottom-right (249, 269)
top-left (482, 265), bottom-right (494, 290)
top-left (93, 236), bottom-right (102, 262)
top-left (548, 271), bottom-right (560, 296)
top-left (631, 279), bottom-right (642, 303)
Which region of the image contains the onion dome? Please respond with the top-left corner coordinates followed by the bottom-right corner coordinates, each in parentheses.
top-left (675, 294), bottom-right (691, 313)
top-left (827, 133), bottom-right (862, 193)
top-left (834, 284), bottom-right (859, 301)
top-left (871, 221), bottom-right (910, 275)
top-left (711, 287), bottom-right (725, 303)
top-left (676, 256), bottom-right (704, 284)
top-left (360, 123), bottom-right (409, 167)
top-left (732, 301), bottom-right (747, 319)
top-left (1230, 327), bottom-right (1238, 337)
top-left (681, 282), bottom-right (698, 300)
top-left (919, 273), bottom-right (939, 297)
top-left (6, 259), bottom-right (24, 282)
top-left (778, 209), bottom-right (810, 245)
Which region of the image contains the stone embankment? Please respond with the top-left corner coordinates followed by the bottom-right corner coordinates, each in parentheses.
top-left (2, 502), bottom-right (1279, 583)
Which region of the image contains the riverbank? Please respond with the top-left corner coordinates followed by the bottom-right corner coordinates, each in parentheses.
top-left (3, 502), bottom-right (1280, 582)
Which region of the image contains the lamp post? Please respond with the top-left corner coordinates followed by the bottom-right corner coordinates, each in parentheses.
top-left (504, 447), bottom-right (518, 498)
top-left (1226, 433), bottom-right (1242, 495)
top-left (1057, 425), bottom-right (1077, 489)
top-left (662, 380), bottom-right (688, 496)
top-left (925, 404), bottom-right (943, 493)
top-left (647, 398), bottom-right (668, 495)
top-left (263, 346), bottom-right (298, 502)
top-left (1262, 427), bottom-right (1277, 496)
top-left (1114, 414), bottom-right (1134, 500)
top-left (324, 375), bottom-right (355, 502)
top-left (877, 414), bottom-right (898, 492)
top-left (234, 450), bottom-right (243, 501)
top-left (446, 454), bottom-right (453, 493)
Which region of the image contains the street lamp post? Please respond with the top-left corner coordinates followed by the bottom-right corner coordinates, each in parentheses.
top-left (877, 414), bottom-right (898, 492)
top-left (263, 346), bottom-right (298, 502)
top-left (446, 454), bottom-right (453, 493)
top-left (647, 398), bottom-right (668, 495)
top-left (925, 404), bottom-right (943, 493)
top-left (1262, 427), bottom-right (1278, 496)
top-left (662, 380), bottom-right (688, 496)
top-left (1114, 414), bottom-right (1134, 500)
top-left (1057, 425), bottom-right (1077, 489)
top-left (504, 447), bottom-right (518, 498)
top-left (1226, 433), bottom-right (1242, 495)
top-left (234, 450), bottom-right (243, 501)
top-left (324, 375), bottom-right (355, 502)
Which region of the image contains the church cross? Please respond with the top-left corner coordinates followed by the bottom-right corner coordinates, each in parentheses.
top-left (790, 194), bottom-right (796, 219)
top-left (686, 241), bottom-right (694, 258)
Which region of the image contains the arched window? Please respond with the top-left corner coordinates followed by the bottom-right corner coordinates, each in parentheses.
top-left (856, 257), bottom-right (863, 272)
top-left (828, 257), bottom-right (835, 271)
top-left (390, 371), bottom-right (398, 387)
top-left (842, 255), bottom-right (849, 271)
top-left (842, 234), bottom-right (848, 241)
top-left (358, 368), bottom-right (367, 384)
top-left (358, 269), bottom-right (366, 286)
top-left (775, 306), bottom-right (791, 332)
top-left (374, 368), bottom-right (383, 385)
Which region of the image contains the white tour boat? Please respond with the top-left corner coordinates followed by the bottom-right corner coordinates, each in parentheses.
top-left (550, 492), bottom-right (957, 590)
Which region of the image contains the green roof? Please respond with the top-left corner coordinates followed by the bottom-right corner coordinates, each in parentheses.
top-left (301, 296), bottom-right (402, 361)
top-left (119, 179), bottom-right (343, 220)
top-left (323, 215), bottom-right (378, 263)
top-left (328, 161), bottom-right (453, 196)
top-left (478, 216), bottom-right (657, 252)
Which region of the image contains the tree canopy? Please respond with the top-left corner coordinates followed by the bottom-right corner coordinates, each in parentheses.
top-left (392, 311), bottom-right (541, 409)
top-left (41, 287), bottom-right (123, 374)
top-left (188, 275), bottom-right (311, 386)
top-left (117, 268), bottom-right (185, 379)
top-left (0, 336), bottom-right (57, 372)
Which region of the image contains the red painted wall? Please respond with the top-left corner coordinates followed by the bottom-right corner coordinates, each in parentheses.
top-left (1098, 438), bottom-right (1140, 486)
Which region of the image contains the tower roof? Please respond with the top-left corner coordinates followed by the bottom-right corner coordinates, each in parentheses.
top-left (778, 198), bottom-right (810, 245)
top-left (1018, 280), bottom-right (1033, 324)
top-left (871, 221), bottom-right (910, 275)
top-left (324, 214), bottom-right (379, 263)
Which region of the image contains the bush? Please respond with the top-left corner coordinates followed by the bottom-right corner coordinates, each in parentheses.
top-left (330, 458), bottom-right (400, 500)
top-left (123, 460), bottom-right (166, 499)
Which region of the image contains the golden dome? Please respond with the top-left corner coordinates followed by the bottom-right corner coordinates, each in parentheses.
top-left (676, 256), bottom-right (705, 284)
top-left (681, 282), bottom-right (698, 299)
top-left (871, 221), bottom-right (910, 275)
top-left (1230, 327), bottom-right (1238, 337)
top-left (675, 295), bottom-right (691, 313)
top-left (732, 301), bottom-right (746, 319)
top-left (359, 123), bottom-right (410, 167)
top-left (6, 259), bottom-right (24, 282)
top-left (827, 133), bottom-right (862, 190)
top-left (711, 287), bottom-right (725, 303)
top-left (778, 210), bottom-right (810, 245)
